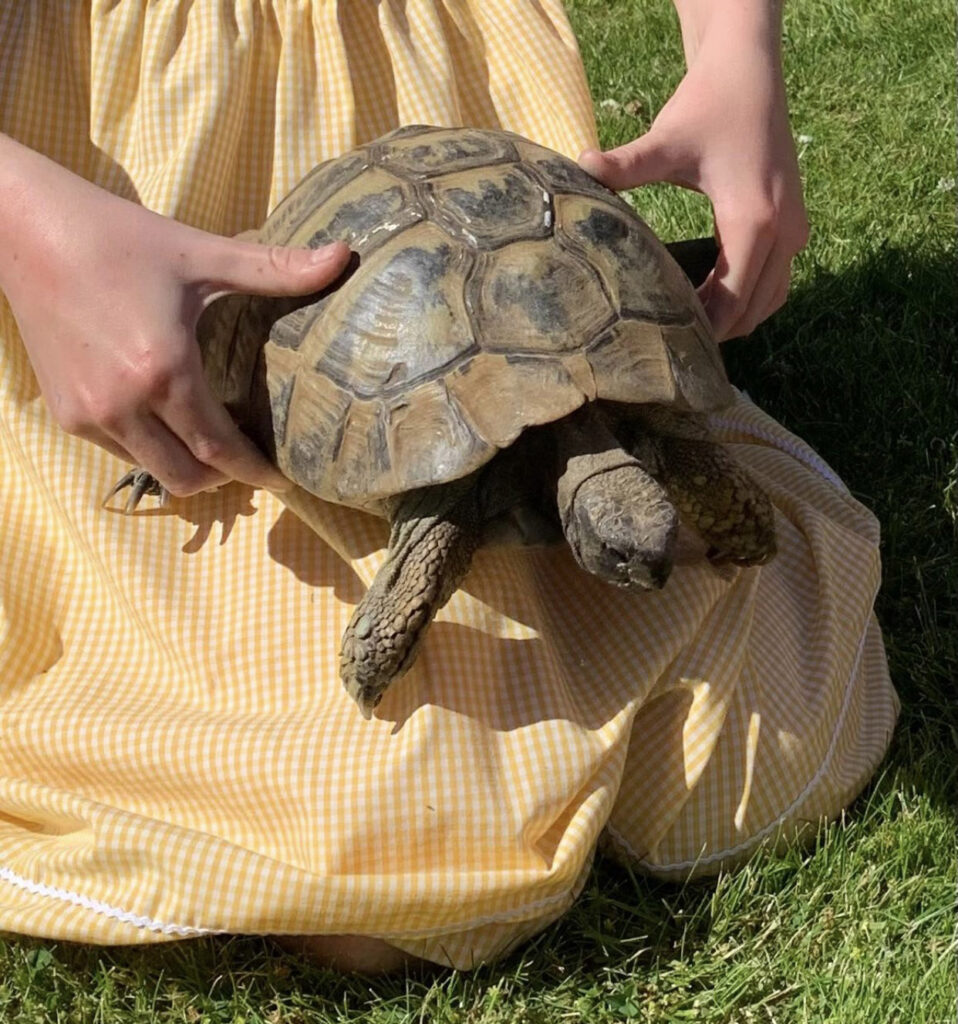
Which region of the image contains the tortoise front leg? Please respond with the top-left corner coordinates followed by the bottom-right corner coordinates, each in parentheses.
top-left (624, 407), bottom-right (777, 567)
top-left (647, 434), bottom-right (777, 566)
top-left (340, 479), bottom-right (481, 718)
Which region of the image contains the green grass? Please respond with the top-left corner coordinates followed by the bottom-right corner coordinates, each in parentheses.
top-left (2, 0), bottom-right (955, 1020)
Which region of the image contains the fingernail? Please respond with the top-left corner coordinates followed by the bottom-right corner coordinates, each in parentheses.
top-left (308, 241), bottom-right (349, 264)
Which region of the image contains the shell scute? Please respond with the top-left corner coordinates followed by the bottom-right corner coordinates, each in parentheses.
top-left (556, 195), bottom-right (699, 325)
top-left (512, 138), bottom-right (631, 211)
top-left (307, 223), bottom-right (476, 399)
top-left (587, 321), bottom-right (678, 406)
top-left (474, 240), bottom-right (614, 354)
top-left (384, 381), bottom-right (491, 495)
top-left (328, 399), bottom-right (394, 505)
top-left (376, 127), bottom-right (518, 178)
top-left (267, 166), bottom-right (424, 257)
top-left (264, 152), bottom-right (371, 244)
top-left (445, 352), bottom-right (590, 450)
top-left (427, 164), bottom-right (553, 248)
top-left (271, 355), bottom-right (352, 496)
top-left (662, 321), bottom-right (734, 410)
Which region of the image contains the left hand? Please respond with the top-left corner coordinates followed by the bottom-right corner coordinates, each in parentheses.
top-left (579, 15), bottom-right (809, 340)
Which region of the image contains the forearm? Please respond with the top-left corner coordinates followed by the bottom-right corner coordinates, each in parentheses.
top-left (0, 132), bottom-right (42, 295)
top-left (0, 132), bottom-right (102, 301)
top-left (672, 0), bottom-right (784, 66)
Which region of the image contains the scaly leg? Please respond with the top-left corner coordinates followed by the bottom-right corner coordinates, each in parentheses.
top-left (624, 407), bottom-right (776, 567)
top-left (340, 479), bottom-right (481, 718)
top-left (648, 434), bottom-right (776, 566)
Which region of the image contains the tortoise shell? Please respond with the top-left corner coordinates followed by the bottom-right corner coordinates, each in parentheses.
top-left (215, 125), bottom-right (732, 510)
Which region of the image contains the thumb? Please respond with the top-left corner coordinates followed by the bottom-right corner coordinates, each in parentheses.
top-left (200, 237), bottom-right (352, 301)
top-left (578, 132), bottom-right (678, 191)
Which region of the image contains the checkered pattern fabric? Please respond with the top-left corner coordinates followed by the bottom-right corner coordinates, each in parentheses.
top-left (0, 1), bottom-right (897, 968)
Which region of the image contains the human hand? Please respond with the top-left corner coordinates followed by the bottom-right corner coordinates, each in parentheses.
top-left (578, 5), bottom-right (809, 340)
top-left (0, 134), bottom-right (350, 497)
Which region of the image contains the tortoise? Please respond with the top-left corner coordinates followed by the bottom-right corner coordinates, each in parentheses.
top-left (108, 125), bottom-right (776, 718)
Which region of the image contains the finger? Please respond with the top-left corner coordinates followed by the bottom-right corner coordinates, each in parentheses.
top-left (197, 238), bottom-right (352, 304)
top-left (725, 257), bottom-right (792, 340)
top-left (65, 416), bottom-right (141, 465)
top-left (578, 132), bottom-right (688, 191)
top-left (156, 372), bottom-right (289, 492)
top-left (700, 208), bottom-right (776, 340)
top-left (79, 432), bottom-right (135, 466)
top-left (110, 412), bottom-right (231, 497)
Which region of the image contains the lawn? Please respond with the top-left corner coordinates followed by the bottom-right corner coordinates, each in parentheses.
top-left (1, 0), bottom-right (955, 1021)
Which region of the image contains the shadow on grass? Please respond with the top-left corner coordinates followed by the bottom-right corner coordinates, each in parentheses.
top-left (722, 242), bottom-right (955, 518)
top-left (724, 241), bottom-right (957, 698)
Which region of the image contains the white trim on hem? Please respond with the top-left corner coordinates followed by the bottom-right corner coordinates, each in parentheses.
top-left (0, 865), bottom-right (217, 937)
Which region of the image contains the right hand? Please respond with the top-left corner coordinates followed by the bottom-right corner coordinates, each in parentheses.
top-left (0, 134), bottom-right (351, 497)
top-left (578, 1), bottom-right (809, 341)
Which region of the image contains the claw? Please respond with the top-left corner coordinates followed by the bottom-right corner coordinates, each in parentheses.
top-left (101, 469), bottom-right (169, 513)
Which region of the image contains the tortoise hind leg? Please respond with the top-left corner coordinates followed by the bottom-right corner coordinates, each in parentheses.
top-left (340, 478), bottom-right (482, 718)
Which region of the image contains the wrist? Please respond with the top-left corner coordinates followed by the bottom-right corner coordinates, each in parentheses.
top-left (672, 0), bottom-right (783, 66)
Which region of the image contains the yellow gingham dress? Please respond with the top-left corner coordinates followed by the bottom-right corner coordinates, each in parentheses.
top-left (0, 1), bottom-right (898, 968)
